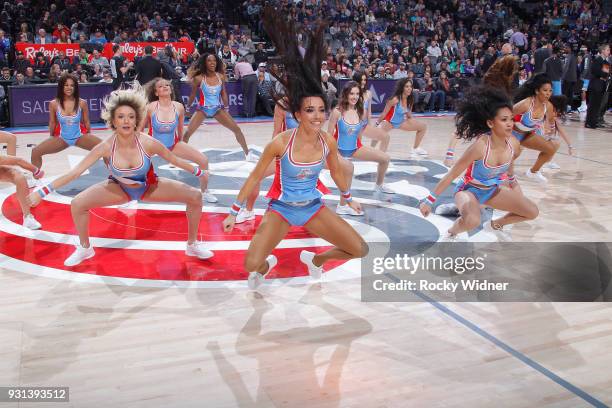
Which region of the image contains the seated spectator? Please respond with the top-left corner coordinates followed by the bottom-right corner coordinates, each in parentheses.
top-left (24, 67), bottom-right (40, 82)
top-left (254, 43), bottom-right (267, 66)
top-left (435, 71), bottom-right (452, 111)
top-left (409, 70), bottom-right (431, 113)
top-left (90, 29), bottom-right (108, 45)
top-left (1, 67), bottom-right (11, 81)
top-left (47, 64), bottom-right (61, 83)
top-left (257, 63), bottom-right (271, 81)
top-left (53, 51), bottom-right (73, 71)
top-left (33, 52), bottom-right (51, 78)
top-left (74, 49), bottom-right (89, 66)
top-left (449, 71), bottom-right (466, 106)
top-left (14, 51), bottom-right (32, 75)
top-left (321, 73), bottom-right (337, 107)
top-left (423, 72), bottom-right (445, 112)
top-left (90, 64), bottom-right (104, 81)
top-left (35, 28), bottom-right (54, 44)
top-left (56, 30), bottom-right (71, 44)
top-left (99, 70), bottom-right (113, 83)
top-left (18, 23), bottom-right (34, 43)
top-left (0, 30), bottom-right (10, 66)
top-left (52, 23), bottom-right (71, 42)
top-left (394, 62), bottom-right (408, 79)
top-left (78, 72), bottom-right (89, 83)
top-left (89, 49), bottom-right (109, 69)
top-left (256, 70), bottom-right (274, 116)
top-left (13, 72), bottom-right (29, 86)
top-left (218, 44), bottom-right (236, 68)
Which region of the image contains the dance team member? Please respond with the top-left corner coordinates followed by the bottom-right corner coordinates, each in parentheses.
top-left (420, 86), bottom-right (538, 242)
top-left (0, 131), bottom-right (44, 229)
top-left (223, 8), bottom-right (368, 289)
top-left (327, 81), bottom-right (395, 206)
top-left (140, 77), bottom-right (218, 203)
top-left (31, 74), bottom-right (102, 170)
top-left (512, 73), bottom-right (558, 184)
top-left (30, 88), bottom-right (215, 266)
top-left (183, 53), bottom-right (254, 161)
top-left (377, 78), bottom-right (429, 158)
top-left (542, 95), bottom-right (574, 170)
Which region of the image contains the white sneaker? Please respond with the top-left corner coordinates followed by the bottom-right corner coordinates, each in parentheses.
top-left (64, 244), bottom-right (95, 266)
top-left (185, 241), bottom-right (214, 259)
top-left (435, 203), bottom-right (460, 217)
top-left (374, 184), bottom-right (395, 194)
top-left (411, 147), bottom-right (428, 156)
top-left (245, 151), bottom-right (258, 162)
top-left (440, 233), bottom-right (466, 243)
top-left (300, 250), bottom-right (322, 280)
top-left (22, 214), bottom-right (41, 230)
top-left (483, 221), bottom-right (512, 242)
top-left (248, 255), bottom-right (277, 290)
top-left (202, 190), bottom-right (218, 203)
top-left (235, 209), bottom-right (256, 224)
top-left (543, 162), bottom-right (561, 170)
top-left (525, 169), bottom-right (547, 184)
top-left (336, 204), bottom-right (364, 216)
top-left (577, 104), bottom-right (587, 113)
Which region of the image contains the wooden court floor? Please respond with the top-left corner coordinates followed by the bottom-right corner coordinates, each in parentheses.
top-left (1, 114), bottom-right (611, 407)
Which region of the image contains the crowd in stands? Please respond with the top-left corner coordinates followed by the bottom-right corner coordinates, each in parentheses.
top-left (0, 0), bottom-right (609, 118)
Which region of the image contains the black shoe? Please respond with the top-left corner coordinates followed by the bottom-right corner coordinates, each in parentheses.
top-left (585, 124), bottom-right (599, 129)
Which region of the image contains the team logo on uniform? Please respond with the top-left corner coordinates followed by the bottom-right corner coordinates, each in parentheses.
top-left (0, 148), bottom-right (499, 287)
top-left (296, 168), bottom-right (314, 180)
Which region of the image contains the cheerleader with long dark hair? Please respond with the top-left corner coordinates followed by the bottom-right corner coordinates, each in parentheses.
top-left (420, 86), bottom-right (538, 241)
top-left (222, 8), bottom-right (367, 289)
top-left (183, 53), bottom-right (254, 161)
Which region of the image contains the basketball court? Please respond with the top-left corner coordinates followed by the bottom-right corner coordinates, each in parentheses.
top-left (1, 113), bottom-right (611, 407)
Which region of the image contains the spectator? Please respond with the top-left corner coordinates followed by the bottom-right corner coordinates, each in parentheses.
top-left (35, 28), bottom-right (54, 44)
top-left (24, 67), bottom-right (40, 81)
top-left (321, 73), bottom-right (337, 107)
top-left (233, 56), bottom-right (258, 117)
top-left (90, 29), bottom-right (108, 46)
top-left (135, 45), bottom-right (163, 86)
top-left (53, 51), bottom-right (72, 72)
top-left (561, 44), bottom-right (578, 111)
top-left (321, 61), bottom-right (330, 78)
top-left (52, 23), bottom-right (70, 41)
top-left (543, 45), bottom-right (564, 95)
top-left (13, 72), bottom-right (28, 86)
top-left (534, 40), bottom-right (552, 73)
top-left (256, 69), bottom-right (274, 116)
top-left (99, 70), bottom-right (113, 83)
top-left (18, 23), bottom-right (34, 43)
top-left (435, 71), bottom-right (452, 111)
top-left (0, 30), bottom-right (10, 67)
top-left (393, 62), bottom-right (408, 79)
top-left (89, 49), bottom-right (109, 69)
top-left (74, 49), bottom-right (89, 67)
top-left (78, 72), bottom-right (89, 83)
top-left (257, 62), bottom-right (271, 81)
top-left (1, 67), bottom-right (11, 81)
top-left (110, 44), bottom-right (127, 90)
top-left (14, 51), bottom-right (32, 75)
top-left (218, 44), bottom-right (236, 68)
top-left (253, 43), bottom-right (267, 66)
top-left (424, 72), bottom-right (445, 112)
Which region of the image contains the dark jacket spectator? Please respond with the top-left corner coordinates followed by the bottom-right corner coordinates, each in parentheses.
top-left (135, 46), bottom-right (163, 86)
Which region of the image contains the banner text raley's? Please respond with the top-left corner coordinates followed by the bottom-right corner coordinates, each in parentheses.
top-left (15, 42), bottom-right (195, 63)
